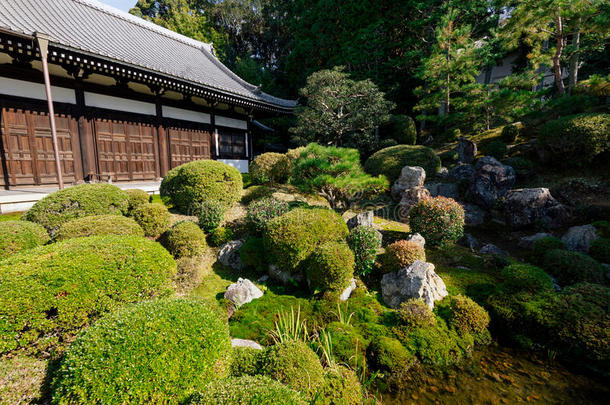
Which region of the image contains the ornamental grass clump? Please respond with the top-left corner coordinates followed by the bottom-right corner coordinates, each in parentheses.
top-left (55, 214), bottom-right (144, 241)
top-left (51, 299), bottom-right (231, 404)
top-left (249, 152), bottom-right (291, 184)
top-left (132, 202), bottom-right (171, 238)
top-left (408, 196), bottom-right (465, 247)
top-left (0, 220), bottom-right (49, 260)
top-left (346, 225), bottom-right (382, 276)
top-left (306, 241), bottom-right (355, 293)
top-left (162, 220), bottom-right (207, 258)
top-left (381, 240), bottom-right (426, 272)
top-left (247, 197), bottom-right (290, 233)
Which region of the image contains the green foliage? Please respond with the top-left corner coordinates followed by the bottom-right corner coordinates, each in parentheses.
top-left (250, 153), bottom-right (291, 184)
top-left (539, 113), bottom-right (610, 165)
top-left (160, 160), bottom-right (243, 213)
top-left (208, 226), bottom-right (235, 247)
top-left (367, 336), bottom-right (415, 375)
top-left (592, 221), bottom-right (610, 238)
top-left (290, 143), bottom-right (388, 211)
top-left (306, 241), bottom-right (355, 293)
top-left (449, 295), bottom-right (490, 335)
top-left (124, 189), bottom-right (150, 215)
top-left (163, 220), bottom-right (207, 258)
top-left (319, 365), bottom-right (363, 405)
top-left (241, 185), bottom-right (275, 205)
top-left (239, 237), bottom-right (267, 273)
top-left (247, 197), bottom-right (290, 233)
top-left (542, 249), bottom-right (604, 286)
top-left (504, 156), bottom-right (534, 178)
top-left (263, 208), bottom-right (349, 273)
top-left (408, 197), bottom-right (465, 247)
top-left (346, 225), bottom-right (382, 276)
top-left (397, 299), bottom-right (436, 330)
top-left (0, 235), bottom-right (176, 354)
top-left (532, 236), bottom-right (566, 263)
top-left (0, 220), bottom-right (49, 260)
top-left (500, 124), bottom-right (520, 143)
top-left (501, 264), bottom-right (555, 294)
top-left (378, 138), bottom-right (398, 149)
top-left (132, 202), bottom-right (171, 238)
top-left (196, 200), bottom-right (226, 232)
top-left (52, 299), bottom-right (231, 404)
top-left (589, 238), bottom-right (610, 264)
top-left (364, 144), bottom-right (441, 183)
top-left (483, 140), bottom-right (508, 160)
top-left (260, 340), bottom-right (325, 399)
top-left (381, 240), bottom-right (426, 273)
top-left (324, 322), bottom-right (367, 370)
top-left (56, 214), bottom-right (144, 241)
top-left (230, 347), bottom-right (263, 377)
top-left (24, 183), bottom-right (128, 236)
top-left (380, 114), bottom-right (417, 145)
top-left (190, 375), bottom-right (306, 405)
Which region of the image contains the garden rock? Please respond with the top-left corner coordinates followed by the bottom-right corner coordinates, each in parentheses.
top-left (218, 240), bottom-right (244, 270)
top-left (224, 278), bottom-right (263, 307)
top-left (479, 243), bottom-right (508, 257)
top-left (339, 278), bottom-right (357, 301)
top-left (426, 182), bottom-right (458, 199)
top-left (518, 232), bottom-right (553, 249)
top-left (231, 338), bottom-right (264, 350)
top-left (396, 186), bottom-right (431, 221)
top-left (457, 137), bottom-right (477, 163)
top-left (381, 260), bottom-right (448, 309)
top-left (470, 157), bottom-right (516, 209)
top-left (448, 163), bottom-right (474, 182)
top-left (347, 211), bottom-right (374, 229)
top-left (459, 233), bottom-right (479, 252)
top-left (391, 166), bottom-right (426, 200)
top-left (464, 203), bottom-right (485, 226)
top-left (405, 233), bottom-right (426, 249)
top-left (504, 188), bottom-right (569, 229)
top-left (561, 225), bottom-right (599, 253)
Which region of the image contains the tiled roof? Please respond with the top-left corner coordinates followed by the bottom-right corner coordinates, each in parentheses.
top-left (0, 0), bottom-right (296, 110)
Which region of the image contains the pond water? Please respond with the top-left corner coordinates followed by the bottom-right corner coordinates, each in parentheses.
top-left (383, 345), bottom-right (608, 405)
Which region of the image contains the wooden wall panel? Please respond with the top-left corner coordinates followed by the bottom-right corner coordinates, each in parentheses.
top-left (167, 124), bottom-right (211, 168)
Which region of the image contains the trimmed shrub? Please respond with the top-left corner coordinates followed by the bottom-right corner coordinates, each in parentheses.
top-left (449, 295), bottom-right (490, 335)
top-left (367, 336), bottom-right (415, 375)
top-left (160, 159), bottom-right (243, 213)
top-left (408, 197), bottom-right (465, 247)
top-left (240, 237), bottom-right (267, 273)
top-left (163, 221), bottom-right (207, 258)
top-left (501, 264), bottom-right (555, 294)
top-left (364, 144), bottom-right (441, 183)
top-left (500, 124), bottom-right (520, 143)
top-left (241, 185), bottom-right (274, 205)
top-left (250, 153), bottom-right (291, 184)
top-left (402, 320), bottom-right (474, 366)
top-left (263, 208), bottom-right (349, 273)
top-left (542, 249), bottom-right (604, 286)
top-left (52, 299), bottom-right (231, 404)
top-left (483, 140), bottom-right (508, 160)
top-left (209, 226), bottom-right (235, 247)
top-left (230, 347), bottom-right (263, 377)
top-left (378, 138), bottom-right (398, 149)
top-left (260, 340), bottom-right (325, 399)
top-left (0, 220), bottom-right (49, 260)
top-left (247, 197), bottom-right (290, 233)
top-left (532, 236), bottom-right (566, 263)
top-left (319, 366), bottom-right (363, 405)
top-left (347, 225), bottom-right (382, 276)
top-left (381, 240), bottom-right (426, 272)
top-left (589, 238), bottom-right (610, 264)
top-left (504, 156), bottom-right (534, 178)
top-left (124, 189), bottom-right (150, 214)
top-left (24, 183), bottom-right (128, 236)
top-left (539, 113), bottom-right (609, 165)
top-left (196, 200), bottom-right (225, 232)
top-left (397, 299), bottom-right (436, 329)
top-left (0, 236), bottom-right (176, 354)
top-left (56, 214), bottom-right (144, 241)
top-left (190, 375), bottom-right (306, 405)
top-left (380, 114), bottom-right (417, 145)
top-left (132, 202), bottom-right (171, 238)
top-left (306, 241), bottom-right (355, 293)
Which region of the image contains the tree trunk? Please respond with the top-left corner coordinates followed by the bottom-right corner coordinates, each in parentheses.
top-left (568, 19), bottom-right (581, 93)
top-left (553, 15), bottom-right (566, 95)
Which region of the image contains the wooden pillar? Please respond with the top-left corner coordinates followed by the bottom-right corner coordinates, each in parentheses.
top-left (247, 116), bottom-right (253, 161)
top-left (210, 106), bottom-right (218, 159)
top-left (155, 97), bottom-right (169, 177)
top-left (74, 80), bottom-right (95, 182)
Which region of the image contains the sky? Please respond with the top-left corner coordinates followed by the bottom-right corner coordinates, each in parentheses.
top-left (99, 0), bottom-right (136, 13)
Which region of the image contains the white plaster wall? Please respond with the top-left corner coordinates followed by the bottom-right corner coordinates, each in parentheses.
top-left (215, 115), bottom-right (248, 130)
top-left (84, 91), bottom-right (156, 115)
top-left (217, 159), bottom-right (249, 173)
top-left (0, 76), bottom-right (76, 104)
top-left (162, 105), bottom-right (211, 124)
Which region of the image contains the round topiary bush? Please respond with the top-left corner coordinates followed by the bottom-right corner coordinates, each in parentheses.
top-left (162, 221), bottom-right (207, 258)
top-left (500, 124), bottom-right (520, 143)
top-left (124, 189), bottom-right (150, 214)
top-left (367, 336), bottom-right (415, 376)
top-left (449, 295), bottom-right (490, 335)
top-left (0, 235), bottom-right (176, 354)
top-left (542, 249), bottom-right (604, 286)
top-left (52, 299), bottom-right (231, 404)
top-left (160, 160), bottom-right (243, 213)
top-left (55, 214), bottom-right (144, 241)
top-left (260, 340), bottom-right (324, 399)
top-left (263, 208), bottom-right (349, 273)
top-left (247, 197), bottom-right (290, 233)
top-left (483, 140), bottom-right (508, 160)
top-left (346, 225), bottom-right (382, 276)
top-left (319, 365), bottom-right (363, 405)
top-left (539, 113), bottom-right (609, 165)
top-left (239, 237), bottom-right (267, 273)
top-left (397, 299), bottom-right (436, 329)
top-left (379, 114), bottom-right (417, 145)
top-left (0, 220), bottom-right (49, 260)
top-left (589, 238), bottom-right (610, 264)
top-left (208, 226), bottom-right (235, 247)
top-left (378, 138), bottom-right (398, 149)
top-left (364, 145), bottom-right (441, 183)
top-left (132, 202), bottom-right (171, 238)
top-left (500, 264), bottom-right (555, 294)
top-left (381, 240), bottom-right (426, 273)
top-left (196, 200), bottom-right (225, 232)
top-left (306, 241), bottom-right (355, 293)
top-left (190, 375), bottom-right (306, 405)
top-left (249, 153), bottom-right (291, 185)
top-left (230, 347), bottom-right (263, 377)
top-left (23, 183), bottom-right (129, 236)
top-left (408, 197), bottom-right (465, 247)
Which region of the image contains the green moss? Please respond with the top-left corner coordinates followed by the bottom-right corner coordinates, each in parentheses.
top-left (500, 264), bottom-right (554, 294)
top-left (542, 249), bottom-right (604, 286)
top-left (367, 336), bottom-right (415, 375)
top-left (56, 214), bottom-right (143, 241)
top-left (397, 299), bottom-right (436, 330)
top-left (325, 322), bottom-right (367, 370)
top-left (364, 144), bottom-right (441, 183)
top-left (532, 237), bottom-right (566, 264)
top-left (589, 238), bottom-right (610, 264)
top-left (318, 365), bottom-right (363, 405)
top-left (0, 220), bottom-right (49, 259)
top-left (239, 237), bottom-right (268, 274)
top-left (230, 347), bottom-right (264, 377)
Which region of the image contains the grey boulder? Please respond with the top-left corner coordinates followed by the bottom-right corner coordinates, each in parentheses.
top-left (504, 188), bottom-right (569, 229)
top-left (347, 211), bottom-right (374, 229)
top-left (449, 163), bottom-right (475, 182)
top-left (219, 240), bottom-right (244, 270)
top-left (381, 260), bottom-right (448, 309)
top-left (224, 278), bottom-right (263, 307)
top-left (391, 166), bottom-right (426, 200)
top-left (518, 232), bottom-right (553, 249)
top-left (396, 186), bottom-right (431, 222)
top-left (464, 203), bottom-right (486, 227)
top-left (561, 225), bottom-right (599, 253)
top-left (339, 278), bottom-right (357, 301)
top-left (426, 182), bottom-right (459, 199)
top-left (457, 137), bottom-right (477, 163)
top-left (470, 156), bottom-right (516, 209)
top-left (405, 233), bottom-right (426, 249)
top-left (231, 338), bottom-right (263, 350)
top-left (479, 243), bottom-right (508, 257)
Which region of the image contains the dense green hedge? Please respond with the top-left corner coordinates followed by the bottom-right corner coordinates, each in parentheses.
top-left (160, 160), bottom-right (243, 213)
top-left (539, 113), bottom-right (609, 165)
top-left (191, 375), bottom-right (306, 405)
top-left (0, 236), bottom-right (176, 354)
top-left (306, 241), bottom-right (355, 293)
top-left (249, 152), bottom-right (291, 184)
top-left (531, 237), bottom-right (566, 264)
top-left (408, 197), bottom-right (465, 247)
top-left (124, 189), bottom-right (150, 214)
top-left (162, 221), bottom-right (207, 258)
top-left (132, 202), bottom-right (171, 238)
top-left (263, 208), bottom-right (349, 273)
top-left (56, 214), bottom-right (144, 241)
top-left (23, 183), bottom-right (128, 236)
top-left (0, 220), bottom-right (49, 260)
top-left (364, 145), bottom-right (441, 183)
top-left (52, 299), bottom-right (231, 404)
